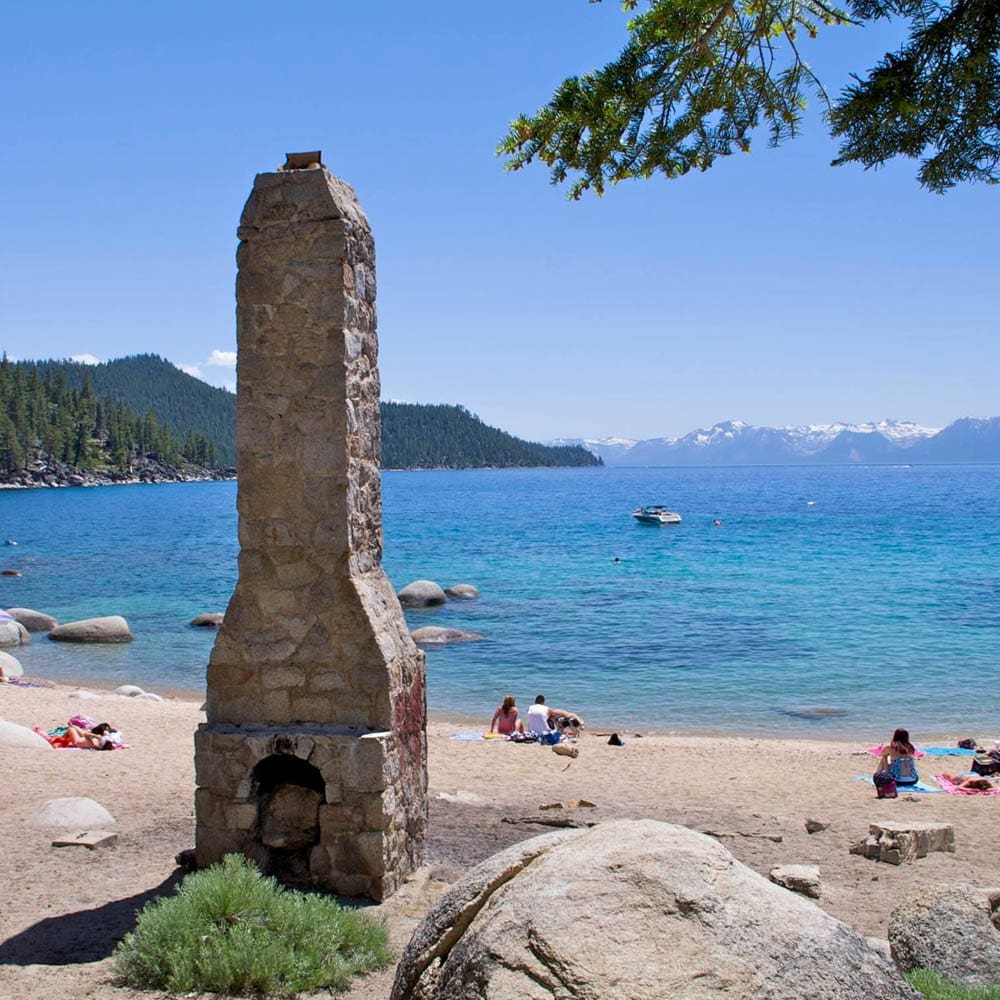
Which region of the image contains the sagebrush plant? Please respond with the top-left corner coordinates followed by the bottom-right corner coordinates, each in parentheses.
top-left (908, 968), bottom-right (1000, 1000)
top-left (113, 854), bottom-right (393, 996)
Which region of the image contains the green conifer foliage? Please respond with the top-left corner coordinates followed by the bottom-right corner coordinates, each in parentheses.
top-left (499, 0), bottom-right (1000, 195)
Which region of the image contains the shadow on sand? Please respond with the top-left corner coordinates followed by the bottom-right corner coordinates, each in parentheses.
top-left (0, 872), bottom-right (182, 965)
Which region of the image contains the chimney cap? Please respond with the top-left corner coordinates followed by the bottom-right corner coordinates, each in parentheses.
top-left (282, 151), bottom-right (323, 170)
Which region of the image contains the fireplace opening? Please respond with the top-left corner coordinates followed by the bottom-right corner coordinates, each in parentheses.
top-left (251, 754), bottom-right (325, 887)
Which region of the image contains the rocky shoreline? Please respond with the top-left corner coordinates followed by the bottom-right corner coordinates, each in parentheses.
top-left (0, 457), bottom-right (236, 489)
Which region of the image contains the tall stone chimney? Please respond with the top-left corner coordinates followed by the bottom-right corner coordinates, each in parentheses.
top-left (194, 154), bottom-right (427, 900)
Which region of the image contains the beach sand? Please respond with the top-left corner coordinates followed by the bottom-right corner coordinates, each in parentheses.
top-left (2, 680), bottom-right (999, 1000)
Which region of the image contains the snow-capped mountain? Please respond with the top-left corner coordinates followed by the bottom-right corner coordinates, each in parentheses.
top-left (550, 417), bottom-right (1000, 466)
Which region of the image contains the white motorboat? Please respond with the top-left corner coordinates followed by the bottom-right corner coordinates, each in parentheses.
top-left (633, 505), bottom-right (682, 525)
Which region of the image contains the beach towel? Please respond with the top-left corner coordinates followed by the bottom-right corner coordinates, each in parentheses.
top-left (867, 745), bottom-right (927, 758)
top-left (449, 732), bottom-right (486, 741)
top-left (32, 726), bottom-right (129, 750)
top-left (853, 775), bottom-right (940, 793)
top-left (866, 745), bottom-right (976, 758)
top-left (934, 774), bottom-right (1000, 796)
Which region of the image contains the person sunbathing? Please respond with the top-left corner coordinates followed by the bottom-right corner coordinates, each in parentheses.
top-left (940, 772), bottom-right (996, 792)
top-left (42, 721), bottom-right (121, 749)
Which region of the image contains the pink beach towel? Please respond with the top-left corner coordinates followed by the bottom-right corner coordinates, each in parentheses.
top-left (934, 774), bottom-right (1000, 795)
top-left (867, 745), bottom-right (926, 758)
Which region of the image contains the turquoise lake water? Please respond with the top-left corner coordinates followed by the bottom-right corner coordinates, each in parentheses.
top-left (1, 466), bottom-right (998, 739)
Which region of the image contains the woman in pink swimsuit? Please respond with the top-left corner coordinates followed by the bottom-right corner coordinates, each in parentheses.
top-left (490, 695), bottom-right (522, 736)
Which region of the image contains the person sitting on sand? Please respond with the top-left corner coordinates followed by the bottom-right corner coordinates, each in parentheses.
top-left (490, 695), bottom-right (523, 736)
top-left (525, 695), bottom-right (584, 738)
top-left (940, 772), bottom-right (996, 792)
top-left (876, 728), bottom-right (919, 786)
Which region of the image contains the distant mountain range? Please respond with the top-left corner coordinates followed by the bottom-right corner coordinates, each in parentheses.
top-left (551, 417), bottom-right (1000, 466)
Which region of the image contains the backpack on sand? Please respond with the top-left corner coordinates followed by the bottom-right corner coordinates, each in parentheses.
top-left (873, 770), bottom-right (897, 799)
top-left (971, 753), bottom-right (1000, 776)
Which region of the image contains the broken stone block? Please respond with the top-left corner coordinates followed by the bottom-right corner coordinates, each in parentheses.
top-left (51, 830), bottom-right (118, 850)
top-left (770, 864), bottom-right (821, 898)
top-left (850, 821), bottom-right (954, 865)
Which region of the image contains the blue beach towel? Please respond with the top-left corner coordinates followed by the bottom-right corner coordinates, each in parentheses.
top-left (918, 746), bottom-right (977, 757)
top-left (449, 732), bottom-right (485, 741)
top-left (854, 775), bottom-right (940, 794)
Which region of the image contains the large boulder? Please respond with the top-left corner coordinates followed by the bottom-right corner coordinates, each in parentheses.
top-left (397, 580), bottom-right (447, 608)
top-left (410, 626), bottom-right (482, 646)
top-left (0, 651), bottom-right (24, 677)
top-left (0, 718), bottom-right (52, 749)
top-left (48, 615), bottom-right (133, 643)
top-left (0, 618), bottom-right (30, 648)
top-left (6, 607), bottom-right (58, 632)
top-left (444, 583), bottom-right (479, 599)
top-left (30, 797), bottom-right (115, 828)
top-left (392, 820), bottom-right (919, 1000)
top-left (889, 883), bottom-right (1000, 987)
top-left (115, 684), bottom-right (145, 697)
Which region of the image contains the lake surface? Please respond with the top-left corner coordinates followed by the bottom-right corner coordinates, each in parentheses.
top-left (2, 466), bottom-right (998, 740)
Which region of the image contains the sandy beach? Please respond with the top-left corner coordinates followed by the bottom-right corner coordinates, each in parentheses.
top-left (2, 679), bottom-right (999, 1000)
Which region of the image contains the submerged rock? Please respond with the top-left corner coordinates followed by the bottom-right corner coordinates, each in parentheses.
top-left (190, 612), bottom-right (224, 627)
top-left (444, 583), bottom-right (479, 599)
top-left (410, 626), bottom-right (482, 646)
top-left (779, 706), bottom-right (849, 720)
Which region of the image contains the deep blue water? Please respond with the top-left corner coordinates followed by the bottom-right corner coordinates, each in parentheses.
top-left (2, 466), bottom-right (998, 739)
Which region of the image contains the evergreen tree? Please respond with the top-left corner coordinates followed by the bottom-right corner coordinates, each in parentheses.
top-left (499, 0), bottom-right (1000, 196)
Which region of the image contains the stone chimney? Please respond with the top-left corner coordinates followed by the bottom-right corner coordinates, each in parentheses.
top-left (194, 155), bottom-right (427, 900)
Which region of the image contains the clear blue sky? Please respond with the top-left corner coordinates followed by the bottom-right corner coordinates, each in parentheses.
top-left (1, 1), bottom-right (997, 441)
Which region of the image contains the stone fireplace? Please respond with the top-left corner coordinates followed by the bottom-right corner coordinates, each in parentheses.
top-left (194, 154), bottom-right (427, 900)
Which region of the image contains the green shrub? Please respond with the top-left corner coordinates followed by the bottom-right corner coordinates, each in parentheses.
top-left (113, 854), bottom-right (393, 995)
top-left (908, 969), bottom-right (1000, 1000)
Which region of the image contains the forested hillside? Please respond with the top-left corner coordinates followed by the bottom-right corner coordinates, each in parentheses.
top-left (0, 357), bottom-right (220, 481)
top-left (24, 355), bottom-right (237, 465)
top-left (2, 354), bottom-right (599, 479)
top-left (380, 403), bottom-right (600, 469)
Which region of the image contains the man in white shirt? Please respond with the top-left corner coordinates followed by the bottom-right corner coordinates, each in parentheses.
top-left (525, 694), bottom-right (584, 737)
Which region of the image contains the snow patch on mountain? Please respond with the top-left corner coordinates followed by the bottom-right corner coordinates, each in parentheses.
top-left (550, 417), bottom-right (947, 466)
